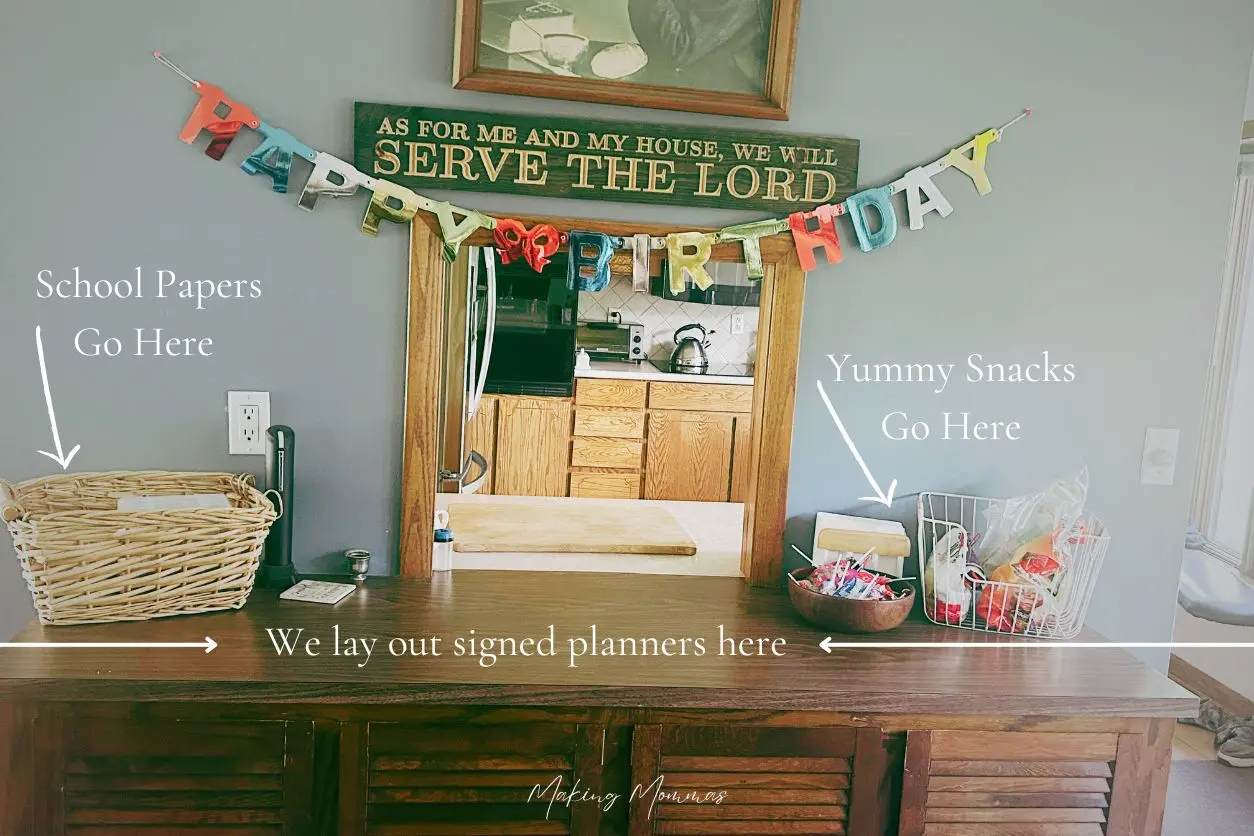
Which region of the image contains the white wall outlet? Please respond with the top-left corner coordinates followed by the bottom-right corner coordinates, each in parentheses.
top-left (227, 391), bottom-right (271, 455)
top-left (607, 308), bottom-right (622, 324)
top-left (730, 311), bottom-right (747, 335)
top-left (1140, 427), bottom-right (1180, 486)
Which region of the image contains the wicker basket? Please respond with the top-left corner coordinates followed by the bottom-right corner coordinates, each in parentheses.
top-left (1, 471), bottom-right (278, 625)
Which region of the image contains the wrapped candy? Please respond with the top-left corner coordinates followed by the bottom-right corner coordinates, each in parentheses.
top-left (798, 556), bottom-right (906, 602)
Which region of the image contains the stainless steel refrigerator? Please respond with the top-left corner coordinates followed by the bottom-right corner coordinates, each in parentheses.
top-left (436, 245), bottom-right (496, 494)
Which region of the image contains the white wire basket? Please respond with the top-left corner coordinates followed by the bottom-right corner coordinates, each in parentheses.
top-left (916, 492), bottom-right (1110, 640)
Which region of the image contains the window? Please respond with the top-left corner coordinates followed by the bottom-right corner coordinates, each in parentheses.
top-left (1192, 162), bottom-right (1254, 577)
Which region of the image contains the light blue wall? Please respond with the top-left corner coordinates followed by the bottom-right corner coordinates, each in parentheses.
top-left (1, 1), bottom-right (1251, 663)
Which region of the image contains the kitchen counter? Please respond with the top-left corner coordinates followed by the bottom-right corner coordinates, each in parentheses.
top-left (575, 358), bottom-right (754, 385)
top-left (436, 493), bottom-right (743, 577)
top-left (0, 573), bottom-right (1196, 834)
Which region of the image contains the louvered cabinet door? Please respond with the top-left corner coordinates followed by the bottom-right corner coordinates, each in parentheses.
top-left (899, 730), bottom-right (1122, 836)
top-left (352, 721), bottom-right (607, 836)
top-left (49, 717), bottom-right (312, 835)
top-left (628, 725), bottom-right (895, 836)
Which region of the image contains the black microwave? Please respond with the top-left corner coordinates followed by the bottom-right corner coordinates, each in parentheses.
top-left (476, 252), bottom-right (577, 397)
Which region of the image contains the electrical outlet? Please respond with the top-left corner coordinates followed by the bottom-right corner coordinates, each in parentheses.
top-left (607, 308), bottom-right (622, 324)
top-left (227, 391), bottom-right (270, 455)
top-left (730, 312), bottom-right (746, 335)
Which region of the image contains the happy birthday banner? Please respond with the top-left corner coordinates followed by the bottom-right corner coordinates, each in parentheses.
top-left (155, 53), bottom-right (1029, 293)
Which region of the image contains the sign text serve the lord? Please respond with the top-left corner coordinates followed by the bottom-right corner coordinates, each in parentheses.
top-left (354, 103), bottom-right (859, 213)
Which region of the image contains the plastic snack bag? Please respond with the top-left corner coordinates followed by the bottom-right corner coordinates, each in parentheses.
top-left (977, 468), bottom-right (1089, 575)
top-left (923, 527), bottom-right (976, 625)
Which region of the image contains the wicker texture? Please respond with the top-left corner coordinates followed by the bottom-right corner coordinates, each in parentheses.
top-left (1, 471), bottom-right (277, 625)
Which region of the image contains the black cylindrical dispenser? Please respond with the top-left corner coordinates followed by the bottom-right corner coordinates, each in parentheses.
top-left (258, 424), bottom-right (297, 589)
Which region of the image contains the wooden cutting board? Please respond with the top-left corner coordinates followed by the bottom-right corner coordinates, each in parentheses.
top-left (448, 501), bottom-right (698, 555)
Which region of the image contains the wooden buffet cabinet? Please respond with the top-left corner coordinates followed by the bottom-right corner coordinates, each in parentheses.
top-left (0, 573), bottom-right (1194, 835)
top-left (470, 379), bottom-right (753, 503)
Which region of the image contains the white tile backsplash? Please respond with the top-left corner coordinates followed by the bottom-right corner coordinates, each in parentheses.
top-left (579, 274), bottom-right (759, 368)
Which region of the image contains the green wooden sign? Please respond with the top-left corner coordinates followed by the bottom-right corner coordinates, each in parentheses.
top-left (353, 102), bottom-right (858, 213)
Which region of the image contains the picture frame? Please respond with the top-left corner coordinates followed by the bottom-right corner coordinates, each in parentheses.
top-left (453, 0), bottom-right (802, 120)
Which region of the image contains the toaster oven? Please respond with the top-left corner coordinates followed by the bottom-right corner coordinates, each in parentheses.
top-left (575, 321), bottom-right (646, 362)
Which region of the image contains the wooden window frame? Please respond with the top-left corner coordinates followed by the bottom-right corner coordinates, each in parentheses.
top-left (399, 213), bottom-right (806, 585)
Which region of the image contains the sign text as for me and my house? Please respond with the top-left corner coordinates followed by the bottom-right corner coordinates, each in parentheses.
top-left (354, 103), bottom-right (859, 213)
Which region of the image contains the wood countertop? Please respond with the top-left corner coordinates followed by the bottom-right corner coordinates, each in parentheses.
top-left (0, 573), bottom-right (1195, 716)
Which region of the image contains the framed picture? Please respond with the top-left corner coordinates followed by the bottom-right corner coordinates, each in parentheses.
top-left (453, 0), bottom-right (802, 120)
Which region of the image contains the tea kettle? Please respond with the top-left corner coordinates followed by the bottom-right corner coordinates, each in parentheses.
top-left (669, 323), bottom-right (712, 374)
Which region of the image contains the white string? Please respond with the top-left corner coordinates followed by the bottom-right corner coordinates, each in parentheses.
top-left (152, 51), bottom-right (199, 87)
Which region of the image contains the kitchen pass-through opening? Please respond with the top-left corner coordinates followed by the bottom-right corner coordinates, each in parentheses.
top-left (402, 214), bottom-right (808, 584)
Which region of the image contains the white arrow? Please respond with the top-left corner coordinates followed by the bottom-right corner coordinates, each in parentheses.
top-left (34, 326), bottom-right (81, 470)
top-left (815, 379), bottom-right (896, 507)
top-left (0, 636), bottom-right (217, 654)
top-left (819, 637), bottom-right (1254, 651)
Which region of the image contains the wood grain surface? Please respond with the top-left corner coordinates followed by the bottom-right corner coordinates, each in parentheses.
top-left (900, 728), bottom-right (1126, 836)
top-left (493, 397), bottom-right (572, 497)
top-left (573, 408), bottom-right (646, 440)
top-left (0, 703), bottom-right (33, 836)
top-left (570, 436), bottom-right (643, 470)
top-left (0, 574), bottom-right (1197, 715)
top-left (644, 412), bottom-right (735, 502)
top-left (730, 416), bottom-right (752, 505)
top-left (447, 503), bottom-right (696, 556)
top-left (739, 258), bottom-right (805, 584)
top-left (398, 222), bottom-right (447, 577)
top-left (569, 471), bottom-right (642, 500)
top-left (649, 383), bottom-right (754, 414)
top-left (466, 395), bottom-right (498, 495)
top-left (576, 379), bottom-right (648, 409)
top-left (816, 529), bottom-right (913, 558)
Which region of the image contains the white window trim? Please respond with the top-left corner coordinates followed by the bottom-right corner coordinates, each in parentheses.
top-left (1192, 161), bottom-right (1254, 578)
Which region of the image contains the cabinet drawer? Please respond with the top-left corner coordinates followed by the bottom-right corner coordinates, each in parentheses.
top-left (573, 407), bottom-right (645, 439)
top-left (571, 436), bottom-right (643, 469)
top-left (575, 377), bottom-right (647, 408)
top-left (570, 471), bottom-right (642, 499)
top-left (649, 381), bottom-right (753, 412)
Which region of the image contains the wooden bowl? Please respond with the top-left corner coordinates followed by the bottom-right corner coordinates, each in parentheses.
top-left (787, 566), bottom-right (915, 633)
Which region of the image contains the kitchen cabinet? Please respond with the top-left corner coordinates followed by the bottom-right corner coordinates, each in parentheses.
top-left (494, 396), bottom-right (572, 497)
top-left (350, 719), bottom-right (607, 835)
top-left (730, 415), bottom-right (753, 503)
top-left (629, 724), bottom-right (894, 835)
top-left (644, 411), bottom-right (735, 502)
top-left (467, 395), bottom-right (498, 494)
top-left (36, 713), bottom-right (313, 834)
top-left (477, 381), bottom-right (752, 502)
top-left (571, 378), bottom-right (752, 503)
top-left (570, 380), bottom-right (649, 499)
top-left (898, 730), bottom-right (1120, 835)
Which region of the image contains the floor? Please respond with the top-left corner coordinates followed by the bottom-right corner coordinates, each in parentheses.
top-left (1172, 722), bottom-right (1218, 761)
top-left (1163, 718), bottom-right (1254, 834)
